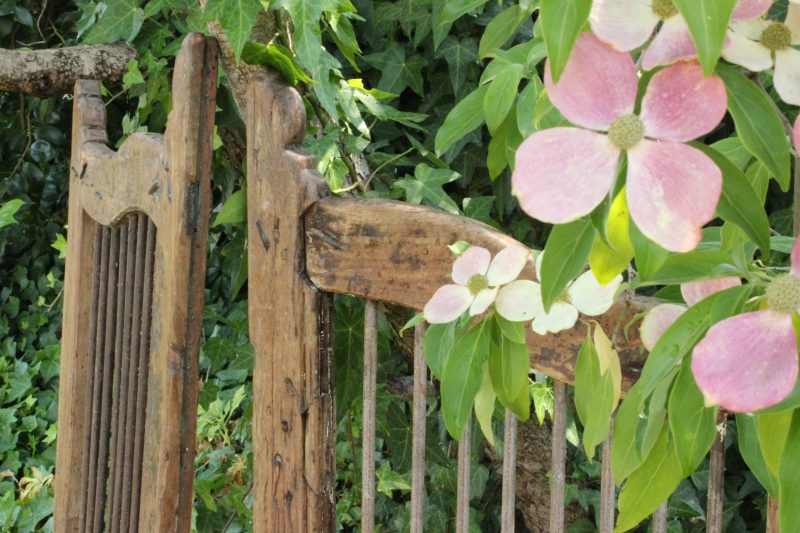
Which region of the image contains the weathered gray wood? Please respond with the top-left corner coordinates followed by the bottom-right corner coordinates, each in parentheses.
top-left (501, 412), bottom-right (518, 532)
top-left (361, 301), bottom-right (378, 533)
top-left (410, 324), bottom-right (427, 533)
top-left (456, 418), bottom-right (473, 533)
top-left (550, 380), bottom-right (567, 533)
top-left (707, 415), bottom-right (725, 533)
top-left (652, 501), bottom-right (668, 533)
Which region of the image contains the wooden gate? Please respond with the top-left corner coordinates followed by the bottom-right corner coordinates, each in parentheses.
top-left (54, 34), bottom-right (217, 532)
top-left (246, 71), bottom-right (734, 532)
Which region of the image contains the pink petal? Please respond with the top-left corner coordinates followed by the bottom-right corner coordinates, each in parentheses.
top-left (640, 62), bottom-right (727, 142)
top-left (680, 277), bottom-right (742, 306)
top-left (640, 303), bottom-right (687, 351)
top-left (791, 235), bottom-right (800, 277)
top-left (626, 140), bottom-right (722, 253)
top-left (424, 285), bottom-right (473, 323)
top-left (513, 128), bottom-right (620, 224)
top-left (495, 280), bottom-right (541, 322)
top-left (641, 17), bottom-right (698, 71)
top-left (731, 0), bottom-right (772, 21)
top-left (545, 33), bottom-right (638, 131)
top-left (720, 30), bottom-right (773, 72)
top-left (692, 311), bottom-right (799, 412)
top-left (589, 0), bottom-right (660, 51)
top-left (486, 245), bottom-right (531, 286)
top-left (774, 48), bottom-right (800, 106)
top-left (452, 246), bottom-right (491, 285)
top-left (470, 287), bottom-right (498, 316)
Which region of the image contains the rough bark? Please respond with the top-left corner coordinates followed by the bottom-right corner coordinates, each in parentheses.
top-left (0, 43), bottom-right (135, 96)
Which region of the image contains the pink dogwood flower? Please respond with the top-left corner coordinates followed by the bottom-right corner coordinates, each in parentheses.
top-left (722, 3), bottom-right (800, 105)
top-left (513, 33), bottom-right (727, 253)
top-left (424, 245), bottom-right (531, 323)
top-left (691, 238), bottom-right (800, 412)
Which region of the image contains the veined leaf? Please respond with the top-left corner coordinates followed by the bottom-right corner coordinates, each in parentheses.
top-left (474, 364), bottom-right (497, 446)
top-left (241, 42), bottom-right (313, 85)
top-left (206, 0), bottom-right (263, 60)
top-left (574, 333), bottom-right (616, 461)
top-left (0, 199), bottom-right (24, 230)
top-left (668, 363), bottom-right (718, 476)
top-left (589, 188), bottom-right (633, 285)
top-left (484, 63), bottom-right (523, 133)
top-left (539, 0), bottom-right (591, 83)
top-left (424, 321), bottom-right (457, 379)
top-left (673, 0), bottom-right (736, 75)
top-left (213, 188), bottom-right (247, 227)
top-left (756, 410), bottom-right (793, 477)
top-left (479, 4), bottom-right (531, 58)
top-left (629, 221), bottom-right (669, 281)
top-left (778, 410), bottom-right (800, 532)
top-left (540, 217), bottom-right (595, 312)
top-left (435, 84), bottom-right (488, 156)
top-left (488, 322), bottom-right (530, 420)
top-left (737, 413), bottom-right (778, 497)
top-left (638, 251), bottom-right (739, 286)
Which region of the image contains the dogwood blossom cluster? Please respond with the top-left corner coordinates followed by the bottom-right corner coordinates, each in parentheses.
top-left (424, 246), bottom-right (620, 335)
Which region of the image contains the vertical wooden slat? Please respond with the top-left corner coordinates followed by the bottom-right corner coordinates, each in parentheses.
top-left (652, 500), bottom-right (668, 533)
top-left (456, 417), bottom-right (472, 533)
top-left (550, 380), bottom-right (567, 533)
top-left (706, 414), bottom-right (725, 533)
top-left (361, 300), bottom-right (378, 533)
top-left (501, 411), bottom-right (518, 532)
top-left (410, 323), bottom-right (427, 533)
top-left (767, 496), bottom-right (779, 532)
top-left (599, 419), bottom-right (615, 533)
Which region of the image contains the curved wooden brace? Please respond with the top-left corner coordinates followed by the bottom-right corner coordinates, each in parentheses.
top-left (304, 198), bottom-right (654, 387)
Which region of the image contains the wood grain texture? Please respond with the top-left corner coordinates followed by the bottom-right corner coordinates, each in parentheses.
top-left (246, 70), bottom-right (335, 532)
top-left (305, 198), bottom-right (653, 387)
top-left (54, 33), bottom-right (217, 533)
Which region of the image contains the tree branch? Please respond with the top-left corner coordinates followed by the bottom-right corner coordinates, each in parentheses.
top-left (0, 43), bottom-right (135, 96)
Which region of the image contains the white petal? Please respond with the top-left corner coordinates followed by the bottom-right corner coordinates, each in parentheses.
top-left (788, 4), bottom-right (800, 44)
top-left (470, 287), bottom-right (498, 316)
top-left (774, 48), bottom-right (800, 105)
top-left (531, 302), bottom-right (579, 335)
top-left (496, 280), bottom-right (541, 322)
top-left (567, 270), bottom-right (622, 316)
top-left (730, 19), bottom-right (769, 40)
top-left (452, 246), bottom-right (491, 284)
top-left (589, 0), bottom-right (660, 51)
top-left (486, 245), bottom-right (531, 286)
top-left (720, 30), bottom-right (772, 71)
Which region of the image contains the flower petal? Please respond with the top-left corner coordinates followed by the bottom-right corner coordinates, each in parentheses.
top-left (486, 245), bottom-right (531, 286)
top-left (692, 311), bottom-right (799, 412)
top-left (496, 280), bottom-right (541, 322)
top-left (720, 30), bottom-right (773, 72)
top-left (788, 4), bottom-right (800, 44)
top-left (730, 19), bottom-right (769, 40)
top-left (731, 0), bottom-right (772, 21)
top-left (513, 128), bottom-right (620, 224)
top-left (641, 16), bottom-right (698, 70)
top-left (589, 0), bottom-right (660, 51)
top-left (792, 234), bottom-right (800, 277)
top-left (535, 251), bottom-right (544, 280)
top-left (452, 246), bottom-right (491, 284)
top-left (640, 61), bottom-right (727, 142)
top-left (774, 48), bottom-right (800, 106)
top-left (531, 302), bottom-right (579, 335)
top-left (627, 140), bottom-right (722, 252)
top-left (424, 285), bottom-right (473, 323)
top-left (545, 32), bottom-right (638, 130)
top-left (567, 270), bottom-right (622, 316)
top-left (640, 303), bottom-right (686, 351)
top-left (470, 287), bottom-right (498, 316)
top-left (680, 277), bottom-right (741, 306)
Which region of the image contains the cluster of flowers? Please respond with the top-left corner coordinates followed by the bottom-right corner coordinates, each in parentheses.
top-left (423, 245), bottom-right (620, 334)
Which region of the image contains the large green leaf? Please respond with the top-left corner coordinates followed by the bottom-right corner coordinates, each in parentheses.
top-left (441, 320), bottom-right (491, 440)
top-left (474, 364), bottom-right (497, 446)
top-left (778, 410), bottom-right (800, 531)
top-left (736, 413), bottom-right (778, 496)
top-left (438, 37), bottom-right (478, 96)
top-left (638, 251), bottom-right (738, 286)
top-left (629, 221), bottom-right (669, 281)
top-left (611, 383), bottom-right (645, 481)
top-left (393, 164), bottom-right (461, 214)
top-left (213, 188), bottom-right (247, 227)
top-left (539, 0), bottom-right (591, 83)
top-left (756, 410), bottom-right (793, 477)
top-left (205, 0), bottom-right (263, 60)
top-left (673, 0), bottom-right (736, 75)
top-left (717, 65), bottom-right (791, 191)
top-left (574, 334), bottom-right (615, 461)
top-left (488, 318), bottom-right (530, 420)
top-left (540, 217), bottom-right (595, 312)
top-left (334, 298), bottom-right (364, 421)
top-left (435, 84), bottom-right (488, 155)
top-left (0, 199), bottom-right (24, 230)
top-left (432, 0), bottom-right (491, 49)
top-left (83, 0), bottom-right (144, 43)
top-left (484, 63), bottom-right (523, 133)
top-left (241, 42), bottom-right (313, 85)
top-left (273, 0), bottom-right (336, 68)
top-left (668, 363), bottom-right (718, 476)
top-left (479, 4), bottom-right (532, 58)
top-left (363, 41), bottom-right (427, 96)
top-left (424, 321), bottom-right (457, 379)
top-left (692, 143), bottom-right (770, 258)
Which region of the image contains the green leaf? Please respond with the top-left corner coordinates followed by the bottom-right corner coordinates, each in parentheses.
top-left (484, 63), bottom-right (523, 133)
top-left (495, 314), bottom-right (526, 344)
top-left (539, 0), bottom-right (592, 83)
top-left (668, 363), bottom-right (718, 476)
top-left (615, 424), bottom-right (682, 532)
top-left (393, 163), bottom-right (461, 214)
top-left (540, 217), bottom-right (595, 312)
top-left (778, 410), bottom-right (800, 532)
top-left (673, 0), bottom-right (736, 75)
top-left (710, 137), bottom-right (751, 170)
top-left (487, 109), bottom-right (521, 179)
top-left (692, 143), bottom-right (770, 259)
top-left (0, 199), bottom-right (24, 230)
top-left (241, 42), bottom-right (313, 85)
top-left (82, 0), bottom-right (143, 43)
top-left (736, 413), bottom-right (778, 496)
top-left (334, 297), bottom-right (364, 421)
top-left (438, 37), bottom-right (478, 96)
top-left (530, 381), bottom-right (554, 425)
top-left (424, 321), bottom-right (457, 379)
top-left (441, 320), bottom-right (491, 440)
top-left (205, 0), bottom-right (263, 61)
top-left (272, 0), bottom-right (336, 68)
top-left (435, 84), bottom-right (488, 156)
top-left (629, 221), bottom-right (669, 281)
top-left (716, 65), bottom-right (791, 191)
top-left (364, 42), bottom-right (428, 96)
top-left (516, 77), bottom-right (543, 138)
top-left (612, 383), bottom-right (646, 481)
top-left (589, 187), bottom-right (633, 285)
top-left (756, 410), bottom-right (793, 477)
top-left (474, 364), bottom-right (497, 446)
top-left (488, 324), bottom-right (530, 419)
top-left (213, 189), bottom-right (247, 226)
top-left (574, 333), bottom-right (615, 461)
top-left (640, 251), bottom-right (738, 286)
top-left (431, 0), bottom-right (491, 50)
top-left (479, 5), bottom-right (529, 58)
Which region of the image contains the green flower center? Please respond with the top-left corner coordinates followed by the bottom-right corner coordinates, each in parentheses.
top-left (466, 273), bottom-right (489, 295)
top-left (652, 0), bottom-right (678, 19)
top-left (608, 114), bottom-right (645, 150)
top-left (760, 22), bottom-right (792, 52)
top-left (766, 274), bottom-right (800, 313)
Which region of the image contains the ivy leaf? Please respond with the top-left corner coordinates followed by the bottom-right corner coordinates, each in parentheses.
top-left (203, 0), bottom-right (262, 60)
top-left (393, 164), bottom-right (461, 214)
top-left (334, 297), bottom-right (364, 421)
top-left (363, 42), bottom-right (427, 96)
top-left (431, 0), bottom-right (491, 50)
top-left (437, 36), bottom-right (478, 97)
top-left (539, 0), bottom-right (592, 83)
top-left (0, 199), bottom-right (24, 230)
top-left (213, 188), bottom-right (247, 227)
top-left (83, 0), bottom-right (144, 43)
top-left (673, 0), bottom-right (736, 75)
top-left (540, 217), bottom-right (595, 312)
top-left (272, 0), bottom-right (337, 68)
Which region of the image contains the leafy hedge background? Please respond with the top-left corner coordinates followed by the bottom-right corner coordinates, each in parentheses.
top-left (0, 0), bottom-right (786, 531)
